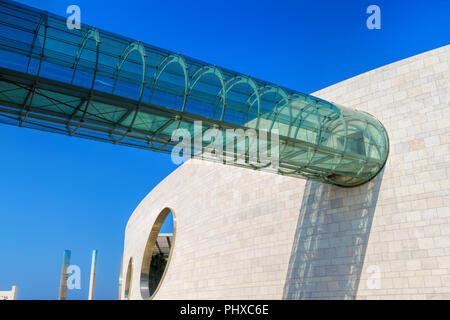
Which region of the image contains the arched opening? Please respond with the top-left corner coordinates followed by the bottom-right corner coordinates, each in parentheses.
top-left (124, 257), bottom-right (133, 300)
top-left (140, 207), bottom-right (176, 299)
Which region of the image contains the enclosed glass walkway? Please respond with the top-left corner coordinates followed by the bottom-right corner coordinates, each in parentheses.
top-left (0, 1), bottom-right (388, 186)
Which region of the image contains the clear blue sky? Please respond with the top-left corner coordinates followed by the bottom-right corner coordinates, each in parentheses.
top-left (0, 0), bottom-right (448, 300)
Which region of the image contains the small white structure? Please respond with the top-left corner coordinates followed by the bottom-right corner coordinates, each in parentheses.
top-left (0, 286), bottom-right (18, 300)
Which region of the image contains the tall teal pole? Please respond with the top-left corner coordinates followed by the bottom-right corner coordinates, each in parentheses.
top-left (58, 250), bottom-right (71, 300)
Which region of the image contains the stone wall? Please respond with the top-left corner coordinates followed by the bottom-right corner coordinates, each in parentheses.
top-left (121, 45), bottom-right (450, 299)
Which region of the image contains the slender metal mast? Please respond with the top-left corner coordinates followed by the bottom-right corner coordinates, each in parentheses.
top-left (88, 250), bottom-right (98, 300)
top-left (58, 250), bottom-right (71, 300)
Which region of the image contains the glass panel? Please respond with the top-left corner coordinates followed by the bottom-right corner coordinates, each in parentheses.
top-left (0, 1), bottom-right (389, 187)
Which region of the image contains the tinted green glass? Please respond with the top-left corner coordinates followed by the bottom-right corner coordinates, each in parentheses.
top-left (0, 1), bottom-right (388, 186)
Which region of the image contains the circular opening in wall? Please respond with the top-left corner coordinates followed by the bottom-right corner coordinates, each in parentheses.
top-left (124, 258), bottom-right (133, 300)
top-left (140, 207), bottom-right (176, 299)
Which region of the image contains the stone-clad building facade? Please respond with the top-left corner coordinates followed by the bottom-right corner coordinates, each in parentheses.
top-left (121, 45), bottom-right (450, 299)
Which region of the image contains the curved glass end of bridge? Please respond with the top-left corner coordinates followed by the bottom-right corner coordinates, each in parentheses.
top-left (0, 1), bottom-right (388, 187)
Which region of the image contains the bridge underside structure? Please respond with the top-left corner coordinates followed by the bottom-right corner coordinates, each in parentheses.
top-left (0, 0), bottom-right (388, 186)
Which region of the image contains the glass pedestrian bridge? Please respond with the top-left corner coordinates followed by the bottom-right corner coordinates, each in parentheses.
top-left (0, 1), bottom-right (388, 187)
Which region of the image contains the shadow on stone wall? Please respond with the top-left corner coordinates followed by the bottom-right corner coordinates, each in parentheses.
top-left (283, 170), bottom-right (384, 299)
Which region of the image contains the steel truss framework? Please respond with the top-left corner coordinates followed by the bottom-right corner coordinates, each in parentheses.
top-left (0, 0), bottom-right (388, 186)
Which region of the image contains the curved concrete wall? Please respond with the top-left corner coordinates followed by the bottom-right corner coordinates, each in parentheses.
top-left (121, 45), bottom-right (450, 299)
